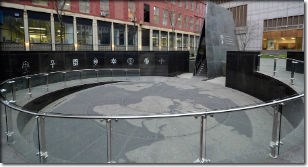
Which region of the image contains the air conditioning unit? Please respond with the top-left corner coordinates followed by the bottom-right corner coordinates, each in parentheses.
top-left (100, 11), bottom-right (108, 17)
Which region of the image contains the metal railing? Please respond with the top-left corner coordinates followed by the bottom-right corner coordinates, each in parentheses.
top-left (0, 60), bottom-right (304, 164)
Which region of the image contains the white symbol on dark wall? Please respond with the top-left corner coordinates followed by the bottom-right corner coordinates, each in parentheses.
top-left (73, 59), bottom-right (79, 67)
top-left (111, 58), bottom-right (117, 64)
top-left (158, 58), bottom-right (165, 65)
top-left (93, 58), bottom-right (98, 66)
top-left (127, 58), bottom-right (134, 66)
top-left (22, 61), bottom-right (30, 73)
top-left (50, 60), bottom-right (55, 69)
top-left (144, 58), bottom-right (150, 65)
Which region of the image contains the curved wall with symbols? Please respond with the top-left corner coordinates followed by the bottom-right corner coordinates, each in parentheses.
top-left (0, 51), bottom-right (189, 82)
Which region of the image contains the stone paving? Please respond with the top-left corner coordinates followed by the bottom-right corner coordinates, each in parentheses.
top-left (0, 58), bottom-right (305, 164)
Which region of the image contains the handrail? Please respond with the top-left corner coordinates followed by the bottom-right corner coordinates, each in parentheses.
top-left (0, 65), bottom-right (304, 120)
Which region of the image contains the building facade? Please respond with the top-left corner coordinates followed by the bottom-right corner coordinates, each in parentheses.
top-left (0, 0), bottom-right (205, 55)
top-left (210, 0), bottom-right (304, 51)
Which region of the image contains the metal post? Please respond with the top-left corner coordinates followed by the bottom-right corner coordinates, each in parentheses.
top-left (62, 72), bottom-right (67, 87)
top-left (79, 70), bottom-right (82, 84)
top-left (7, 81), bottom-right (16, 103)
top-left (25, 76), bottom-right (32, 97)
top-left (290, 61), bottom-right (298, 85)
top-left (45, 74), bottom-right (49, 92)
top-left (269, 103), bottom-right (283, 159)
top-left (106, 119), bottom-right (114, 163)
top-left (273, 58), bottom-right (277, 76)
top-left (36, 116), bottom-right (48, 163)
top-left (111, 69), bottom-right (113, 81)
top-left (257, 54), bottom-right (262, 72)
top-left (125, 69), bottom-right (128, 80)
top-left (95, 69), bottom-right (99, 82)
top-left (5, 106), bottom-right (15, 144)
top-left (194, 115), bottom-right (210, 163)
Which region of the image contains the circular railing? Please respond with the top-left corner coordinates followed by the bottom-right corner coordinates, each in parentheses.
top-left (0, 58), bottom-right (305, 164)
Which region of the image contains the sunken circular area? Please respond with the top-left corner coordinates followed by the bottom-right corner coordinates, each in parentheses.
top-left (34, 77), bottom-right (290, 163)
top-left (42, 77), bottom-right (261, 117)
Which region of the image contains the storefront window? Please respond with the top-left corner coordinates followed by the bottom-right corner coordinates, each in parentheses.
top-left (28, 15), bottom-right (51, 44)
top-left (263, 29), bottom-right (303, 50)
top-left (161, 31), bottom-right (168, 48)
top-left (183, 34), bottom-right (188, 48)
top-left (177, 33), bottom-right (182, 48)
top-left (152, 30), bottom-right (159, 47)
top-left (0, 8), bottom-right (24, 44)
top-left (128, 25), bottom-right (137, 46)
top-left (77, 18), bottom-right (92, 45)
top-left (114, 23), bottom-right (125, 46)
top-left (98, 21), bottom-right (111, 45)
top-left (54, 15), bottom-right (73, 44)
top-left (169, 32), bottom-right (175, 49)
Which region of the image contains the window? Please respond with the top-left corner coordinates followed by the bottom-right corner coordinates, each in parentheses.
top-left (97, 21), bottom-right (111, 45)
top-left (263, 15), bottom-right (304, 31)
top-left (28, 12), bottom-right (51, 44)
top-left (128, 0), bottom-right (136, 20)
top-left (77, 19), bottom-right (92, 45)
top-left (184, 16), bottom-right (189, 29)
top-left (190, 17), bottom-right (194, 31)
top-left (177, 13), bottom-right (182, 28)
top-left (142, 28), bottom-right (150, 47)
top-left (100, 0), bottom-right (109, 16)
top-left (114, 23), bottom-right (125, 46)
top-left (177, 33), bottom-right (182, 48)
top-left (79, 0), bottom-right (90, 13)
top-left (183, 34), bottom-right (188, 48)
top-left (178, 0), bottom-right (182, 7)
top-left (163, 10), bottom-right (168, 26)
top-left (161, 31), bottom-right (168, 48)
top-left (32, 0), bottom-right (48, 6)
top-left (0, 9), bottom-right (24, 44)
top-left (54, 15), bottom-right (73, 44)
top-left (228, 5), bottom-right (247, 27)
top-left (170, 12), bottom-right (176, 29)
top-left (153, 6), bottom-right (159, 24)
top-left (185, 0), bottom-right (189, 9)
top-left (144, 4), bottom-right (150, 22)
top-left (152, 30), bottom-right (159, 47)
top-left (128, 25), bottom-right (137, 46)
top-left (169, 32), bottom-right (175, 49)
top-left (56, 0), bottom-right (71, 10)
top-left (191, 1), bottom-right (195, 11)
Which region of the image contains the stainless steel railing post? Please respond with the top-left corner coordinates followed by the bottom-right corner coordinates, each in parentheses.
top-left (111, 69), bottom-right (113, 81)
top-left (269, 103), bottom-right (283, 158)
top-left (36, 116), bottom-right (48, 163)
top-left (79, 70), bottom-right (82, 84)
top-left (273, 58), bottom-right (277, 76)
top-left (290, 61), bottom-right (298, 85)
top-left (194, 115), bottom-right (210, 163)
top-left (25, 76), bottom-right (32, 97)
top-left (62, 72), bottom-right (67, 87)
top-left (125, 69), bottom-right (128, 80)
top-left (256, 54), bottom-right (262, 72)
top-left (95, 69), bottom-right (99, 82)
top-left (7, 81), bottom-right (16, 103)
top-left (2, 88), bottom-right (14, 144)
top-left (106, 119), bottom-right (114, 163)
top-left (44, 74), bottom-right (49, 92)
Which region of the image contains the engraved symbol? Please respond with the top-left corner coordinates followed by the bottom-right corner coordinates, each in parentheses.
top-left (144, 58), bottom-right (150, 65)
top-left (127, 58), bottom-right (134, 66)
top-left (50, 60), bottom-right (55, 69)
top-left (22, 61), bottom-right (30, 74)
top-left (220, 34), bottom-right (224, 45)
top-left (111, 58), bottom-right (117, 64)
top-left (158, 58), bottom-right (165, 65)
top-left (73, 59), bottom-right (79, 67)
top-left (93, 58), bottom-right (98, 66)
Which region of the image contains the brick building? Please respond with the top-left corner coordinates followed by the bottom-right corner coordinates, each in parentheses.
top-left (0, 0), bottom-right (205, 55)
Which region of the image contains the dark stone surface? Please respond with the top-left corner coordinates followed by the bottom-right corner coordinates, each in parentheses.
top-left (225, 51), bottom-right (303, 128)
top-left (286, 51), bottom-right (304, 74)
top-left (0, 51), bottom-right (189, 81)
top-left (195, 2), bottom-right (238, 78)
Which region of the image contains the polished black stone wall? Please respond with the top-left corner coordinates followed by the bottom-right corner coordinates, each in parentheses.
top-left (0, 51), bottom-right (189, 81)
top-left (286, 51), bottom-right (304, 74)
top-left (225, 51), bottom-right (297, 101)
top-left (225, 51), bottom-right (303, 128)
